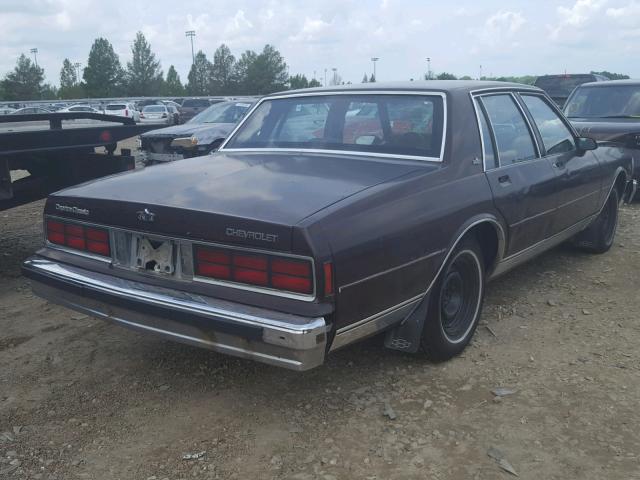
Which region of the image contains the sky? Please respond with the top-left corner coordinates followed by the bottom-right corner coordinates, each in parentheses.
top-left (0, 0), bottom-right (639, 87)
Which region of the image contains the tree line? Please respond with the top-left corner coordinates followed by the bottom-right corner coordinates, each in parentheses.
top-left (0, 33), bottom-right (322, 101)
top-left (0, 32), bottom-right (631, 102)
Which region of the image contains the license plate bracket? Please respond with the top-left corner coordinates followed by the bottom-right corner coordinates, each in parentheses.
top-left (134, 235), bottom-right (175, 275)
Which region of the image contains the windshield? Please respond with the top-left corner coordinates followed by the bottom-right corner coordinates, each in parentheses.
top-left (189, 102), bottom-right (253, 124)
top-left (225, 94), bottom-right (444, 159)
top-left (534, 75), bottom-right (597, 96)
top-left (564, 85), bottom-right (640, 118)
top-left (106, 104), bottom-right (126, 110)
top-left (143, 105), bottom-right (166, 113)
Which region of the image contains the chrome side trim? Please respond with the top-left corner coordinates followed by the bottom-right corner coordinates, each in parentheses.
top-left (337, 248), bottom-right (446, 293)
top-left (331, 218), bottom-right (505, 350)
top-left (490, 215), bottom-right (594, 278)
top-left (218, 90), bottom-right (448, 162)
top-left (330, 294), bottom-right (423, 351)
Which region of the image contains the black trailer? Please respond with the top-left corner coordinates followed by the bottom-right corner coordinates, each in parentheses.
top-left (0, 112), bottom-right (156, 211)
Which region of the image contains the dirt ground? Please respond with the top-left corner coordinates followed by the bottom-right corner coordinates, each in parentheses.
top-left (1, 199), bottom-right (639, 480)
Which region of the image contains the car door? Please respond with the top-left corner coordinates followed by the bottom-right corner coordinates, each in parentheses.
top-left (476, 93), bottom-right (560, 257)
top-left (519, 93), bottom-right (601, 232)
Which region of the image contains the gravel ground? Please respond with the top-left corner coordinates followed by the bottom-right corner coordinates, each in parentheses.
top-left (1, 199), bottom-right (639, 480)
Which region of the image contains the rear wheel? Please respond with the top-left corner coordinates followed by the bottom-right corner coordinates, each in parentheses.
top-left (572, 189), bottom-right (619, 254)
top-left (420, 237), bottom-right (485, 361)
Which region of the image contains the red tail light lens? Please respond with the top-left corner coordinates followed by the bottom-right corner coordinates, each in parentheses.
top-left (323, 262), bottom-right (334, 296)
top-left (194, 246), bottom-right (314, 295)
top-left (46, 219), bottom-right (111, 257)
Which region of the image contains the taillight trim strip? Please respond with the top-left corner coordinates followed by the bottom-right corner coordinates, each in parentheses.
top-left (191, 241), bottom-right (317, 302)
top-left (43, 214), bottom-right (320, 302)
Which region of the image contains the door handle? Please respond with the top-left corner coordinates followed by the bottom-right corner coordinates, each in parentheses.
top-left (498, 174), bottom-right (511, 184)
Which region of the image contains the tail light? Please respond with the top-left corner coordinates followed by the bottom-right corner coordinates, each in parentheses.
top-left (161, 113), bottom-right (167, 118)
top-left (46, 219), bottom-right (110, 257)
top-left (140, 113), bottom-right (145, 118)
top-left (194, 246), bottom-right (313, 296)
top-left (125, 109), bottom-right (129, 117)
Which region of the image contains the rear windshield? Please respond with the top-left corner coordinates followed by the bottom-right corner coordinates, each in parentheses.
top-left (564, 85), bottom-right (640, 118)
top-left (534, 75), bottom-right (597, 96)
top-left (225, 94), bottom-right (445, 159)
top-left (106, 104), bottom-right (126, 110)
top-left (181, 99), bottom-right (210, 108)
top-left (143, 105), bottom-right (166, 113)
top-left (189, 101), bottom-right (253, 124)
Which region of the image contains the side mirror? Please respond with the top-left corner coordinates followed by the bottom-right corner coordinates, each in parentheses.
top-left (577, 137), bottom-right (597, 151)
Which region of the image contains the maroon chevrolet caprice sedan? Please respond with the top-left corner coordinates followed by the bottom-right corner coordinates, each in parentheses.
top-left (23, 81), bottom-right (635, 370)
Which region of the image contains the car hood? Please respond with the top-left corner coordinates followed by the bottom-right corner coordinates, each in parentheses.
top-left (48, 152), bottom-right (425, 250)
top-left (569, 117), bottom-right (640, 142)
top-left (140, 123), bottom-right (235, 143)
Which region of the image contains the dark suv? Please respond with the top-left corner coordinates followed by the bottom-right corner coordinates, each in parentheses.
top-left (179, 98), bottom-right (214, 123)
top-left (534, 74), bottom-right (608, 108)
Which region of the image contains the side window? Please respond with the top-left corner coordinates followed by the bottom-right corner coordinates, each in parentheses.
top-left (481, 94), bottom-right (537, 166)
top-left (474, 98), bottom-right (496, 169)
top-left (521, 95), bottom-right (575, 155)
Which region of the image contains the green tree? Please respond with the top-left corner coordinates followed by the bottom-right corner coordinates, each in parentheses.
top-left (590, 71), bottom-right (629, 80)
top-left (83, 38), bottom-right (124, 97)
top-left (186, 50), bottom-right (213, 95)
top-left (1, 54), bottom-right (45, 100)
top-left (460, 75), bottom-right (473, 80)
top-left (244, 45), bottom-right (288, 95)
top-left (125, 32), bottom-right (163, 95)
top-left (362, 73), bottom-right (368, 83)
top-left (59, 58), bottom-right (84, 99)
top-left (308, 78), bottom-right (321, 88)
top-left (369, 73), bottom-right (375, 83)
top-left (163, 65), bottom-right (184, 96)
top-left (210, 44), bottom-right (236, 94)
top-left (289, 74), bottom-right (309, 90)
top-left (232, 50), bottom-right (258, 93)
top-left (436, 72), bottom-right (457, 80)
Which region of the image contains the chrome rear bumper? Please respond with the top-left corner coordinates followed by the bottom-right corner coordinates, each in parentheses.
top-left (23, 257), bottom-right (329, 371)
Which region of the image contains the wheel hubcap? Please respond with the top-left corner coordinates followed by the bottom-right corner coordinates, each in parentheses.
top-left (439, 250), bottom-right (482, 343)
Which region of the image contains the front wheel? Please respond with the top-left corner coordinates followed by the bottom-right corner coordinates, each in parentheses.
top-left (572, 188), bottom-right (619, 254)
top-left (420, 237), bottom-right (485, 361)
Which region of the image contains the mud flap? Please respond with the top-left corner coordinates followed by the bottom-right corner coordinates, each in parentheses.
top-left (384, 292), bottom-right (430, 354)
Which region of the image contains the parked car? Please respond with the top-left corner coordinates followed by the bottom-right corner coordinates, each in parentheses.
top-left (0, 107), bottom-right (16, 115)
top-left (534, 73), bottom-right (608, 107)
top-left (58, 104), bottom-right (102, 114)
top-left (166, 104), bottom-right (181, 125)
top-left (10, 107), bottom-right (52, 115)
top-left (564, 79), bottom-right (640, 197)
top-left (139, 100), bottom-right (255, 163)
top-left (105, 103), bottom-right (140, 122)
top-left (140, 105), bottom-right (174, 125)
top-left (179, 98), bottom-right (211, 122)
top-left (23, 81), bottom-right (634, 371)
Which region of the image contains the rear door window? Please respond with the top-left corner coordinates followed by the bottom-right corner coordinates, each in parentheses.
top-left (521, 95), bottom-right (575, 155)
top-left (480, 94), bottom-right (537, 166)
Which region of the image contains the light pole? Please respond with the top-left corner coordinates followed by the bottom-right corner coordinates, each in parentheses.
top-left (30, 48), bottom-right (38, 67)
top-left (426, 57), bottom-right (431, 80)
top-left (324, 68), bottom-right (327, 87)
top-left (74, 62), bottom-right (81, 84)
top-left (479, 64), bottom-right (483, 80)
top-left (185, 30), bottom-right (196, 65)
top-left (371, 57), bottom-right (379, 81)
top-left (332, 68), bottom-right (337, 85)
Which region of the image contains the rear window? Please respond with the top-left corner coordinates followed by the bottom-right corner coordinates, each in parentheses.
top-left (225, 94), bottom-right (445, 159)
top-left (106, 104), bottom-right (126, 110)
top-left (182, 99), bottom-right (210, 108)
top-left (189, 102), bottom-right (253, 124)
top-left (143, 105), bottom-right (166, 113)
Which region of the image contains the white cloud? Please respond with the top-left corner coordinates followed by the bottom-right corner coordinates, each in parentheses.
top-left (549, 0), bottom-right (607, 42)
